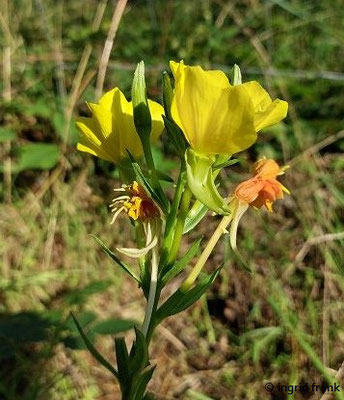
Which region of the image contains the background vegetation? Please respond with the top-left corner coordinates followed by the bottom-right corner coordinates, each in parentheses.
top-left (0, 0), bottom-right (343, 399)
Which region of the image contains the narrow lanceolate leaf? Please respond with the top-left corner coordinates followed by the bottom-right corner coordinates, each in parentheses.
top-left (156, 268), bottom-right (221, 322)
top-left (183, 201), bottom-right (209, 234)
top-left (161, 237), bottom-right (203, 284)
top-left (91, 235), bottom-right (140, 283)
top-left (115, 337), bottom-right (130, 387)
top-left (70, 312), bottom-right (118, 378)
top-left (129, 327), bottom-right (149, 374)
top-left (132, 366), bottom-right (156, 400)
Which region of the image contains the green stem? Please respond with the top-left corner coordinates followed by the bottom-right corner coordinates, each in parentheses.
top-left (160, 166), bottom-right (186, 265)
top-left (167, 186), bottom-right (193, 264)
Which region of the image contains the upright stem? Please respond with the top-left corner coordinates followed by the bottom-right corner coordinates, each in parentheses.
top-left (141, 245), bottom-right (159, 337)
top-left (181, 213), bottom-right (232, 291)
top-left (167, 186), bottom-right (192, 264)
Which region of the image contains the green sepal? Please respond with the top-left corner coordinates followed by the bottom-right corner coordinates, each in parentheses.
top-left (127, 151), bottom-right (170, 214)
top-left (213, 158), bottom-right (239, 171)
top-left (70, 312), bottom-right (118, 378)
top-left (162, 71), bottom-right (173, 120)
top-left (115, 337), bottom-right (130, 390)
top-left (162, 116), bottom-right (186, 158)
top-left (91, 235), bottom-right (140, 283)
top-left (185, 148), bottom-right (230, 215)
top-left (156, 268), bottom-right (221, 323)
top-left (132, 61), bottom-right (152, 141)
top-left (160, 237), bottom-right (203, 284)
top-left (162, 72), bottom-right (186, 157)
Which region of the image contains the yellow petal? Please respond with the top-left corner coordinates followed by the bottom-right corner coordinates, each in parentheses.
top-left (148, 99), bottom-right (165, 142)
top-left (98, 87), bottom-right (118, 111)
top-left (170, 60), bottom-right (230, 89)
top-left (76, 117), bottom-right (115, 162)
top-left (87, 102), bottom-right (112, 139)
top-left (243, 81), bottom-right (288, 131)
top-left (111, 89), bottom-right (143, 159)
top-left (171, 63), bottom-right (256, 155)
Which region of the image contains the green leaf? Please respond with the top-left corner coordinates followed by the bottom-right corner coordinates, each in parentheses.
top-left (132, 366), bottom-right (156, 400)
top-left (156, 169), bottom-right (174, 183)
top-left (65, 311), bottom-right (97, 331)
top-left (115, 337), bottom-right (130, 386)
top-left (92, 319), bottom-right (137, 335)
top-left (183, 201), bottom-right (209, 234)
top-left (156, 268), bottom-right (221, 322)
top-left (185, 148), bottom-right (230, 215)
top-left (64, 280), bottom-right (112, 305)
top-left (0, 128), bottom-right (16, 142)
top-left (70, 312), bottom-right (118, 378)
top-left (13, 143), bottom-right (59, 172)
top-left (91, 235), bottom-right (140, 283)
top-left (129, 327), bottom-right (149, 374)
top-left (161, 237), bottom-right (203, 284)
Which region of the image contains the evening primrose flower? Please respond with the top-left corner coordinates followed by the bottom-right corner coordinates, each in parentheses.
top-left (169, 61), bottom-right (288, 214)
top-left (170, 61), bottom-right (288, 156)
top-left (229, 158), bottom-right (289, 250)
top-left (76, 88), bottom-right (164, 164)
top-left (110, 181), bottom-right (161, 258)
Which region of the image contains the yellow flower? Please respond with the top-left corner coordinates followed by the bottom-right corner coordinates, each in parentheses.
top-left (76, 87), bottom-right (164, 164)
top-left (170, 61), bottom-right (288, 156)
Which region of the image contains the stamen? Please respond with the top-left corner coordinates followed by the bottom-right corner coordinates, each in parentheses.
top-left (110, 206), bottom-right (125, 224)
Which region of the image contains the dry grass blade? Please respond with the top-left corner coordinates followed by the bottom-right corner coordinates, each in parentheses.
top-left (95, 0), bottom-right (128, 100)
top-left (62, 0), bottom-right (108, 148)
top-left (295, 232), bottom-right (344, 264)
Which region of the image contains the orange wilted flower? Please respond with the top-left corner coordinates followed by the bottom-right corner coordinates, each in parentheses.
top-left (234, 159), bottom-right (289, 212)
top-left (229, 159), bottom-right (289, 250)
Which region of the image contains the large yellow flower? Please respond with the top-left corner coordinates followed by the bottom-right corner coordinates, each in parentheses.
top-left (170, 61), bottom-right (288, 156)
top-left (76, 87), bottom-right (164, 164)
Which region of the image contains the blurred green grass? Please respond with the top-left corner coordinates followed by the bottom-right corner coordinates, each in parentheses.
top-left (0, 0), bottom-right (344, 399)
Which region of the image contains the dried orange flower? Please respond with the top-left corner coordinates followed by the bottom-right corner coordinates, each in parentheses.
top-left (234, 159), bottom-right (289, 212)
